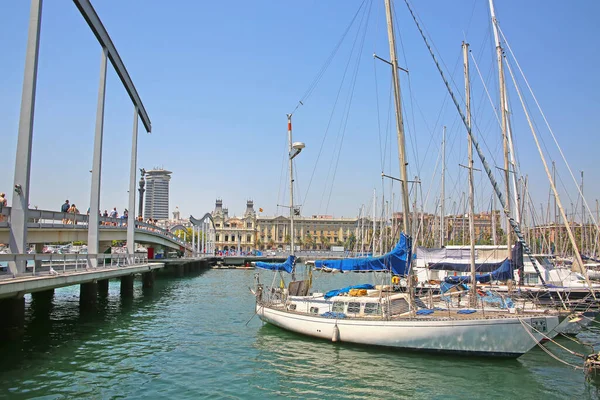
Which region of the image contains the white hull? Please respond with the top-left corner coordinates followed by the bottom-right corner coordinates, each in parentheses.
top-left (257, 303), bottom-right (559, 357)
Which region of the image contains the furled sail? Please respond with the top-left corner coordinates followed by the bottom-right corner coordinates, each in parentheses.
top-left (255, 255), bottom-right (295, 273)
top-left (314, 233), bottom-right (412, 276)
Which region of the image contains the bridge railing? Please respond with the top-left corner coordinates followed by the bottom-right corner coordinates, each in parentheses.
top-left (0, 207), bottom-right (190, 249)
top-left (0, 252), bottom-right (149, 278)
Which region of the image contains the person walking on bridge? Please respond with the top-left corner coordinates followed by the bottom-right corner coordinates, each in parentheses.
top-left (0, 193), bottom-right (7, 222)
top-left (61, 200), bottom-right (70, 223)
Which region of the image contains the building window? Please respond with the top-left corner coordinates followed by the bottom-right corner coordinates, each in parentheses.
top-left (215, 223), bottom-right (220, 228)
top-left (224, 235), bottom-right (229, 242)
top-left (216, 234), bottom-right (220, 241)
top-left (247, 235), bottom-right (252, 243)
top-left (247, 222), bottom-right (253, 228)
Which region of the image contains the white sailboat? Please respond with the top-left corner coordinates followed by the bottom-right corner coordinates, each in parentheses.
top-left (253, 0), bottom-right (560, 358)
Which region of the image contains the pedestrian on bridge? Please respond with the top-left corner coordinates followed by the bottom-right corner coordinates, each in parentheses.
top-left (0, 193), bottom-right (7, 222)
top-left (61, 200), bottom-right (70, 223)
top-left (67, 203), bottom-right (79, 224)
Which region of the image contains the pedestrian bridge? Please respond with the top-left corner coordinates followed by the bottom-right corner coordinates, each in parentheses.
top-left (0, 207), bottom-right (189, 252)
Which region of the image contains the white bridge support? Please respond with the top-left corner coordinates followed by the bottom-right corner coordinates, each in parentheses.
top-left (189, 213), bottom-right (215, 257)
top-left (9, 0), bottom-right (151, 272)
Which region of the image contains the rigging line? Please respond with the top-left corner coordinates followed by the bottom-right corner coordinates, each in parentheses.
top-left (497, 24), bottom-right (600, 235)
top-left (504, 49), bottom-right (595, 296)
top-left (402, 0), bottom-right (552, 290)
top-left (470, 51), bottom-right (502, 129)
top-left (291, 0), bottom-right (368, 115)
top-left (463, 0), bottom-right (478, 40)
top-left (518, 318), bottom-right (586, 363)
top-left (323, 1), bottom-right (373, 214)
top-left (405, 1), bottom-right (466, 107)
top-left (391, 1), bottom-right (421, 175)
top-left (304, 2), bottom-right (370, 209)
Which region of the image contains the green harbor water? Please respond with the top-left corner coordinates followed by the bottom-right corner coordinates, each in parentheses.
top-left (1, 268), bottom-right (600, 399)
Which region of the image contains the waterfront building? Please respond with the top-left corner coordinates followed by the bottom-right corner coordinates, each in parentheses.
top-left (210, 199), bottom-right (363, 253)
top-left (392, 210), bottom-right (503, 246)
top-left (212, 199), bottom-right (257, 253)
top-left (256, 214), bottom-right (358, 251)
top-left (143, 168), bottom-right (172, 220)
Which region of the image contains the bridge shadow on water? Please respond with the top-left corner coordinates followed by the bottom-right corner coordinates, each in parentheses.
top-left (0, 267), bottom-right (209, 374)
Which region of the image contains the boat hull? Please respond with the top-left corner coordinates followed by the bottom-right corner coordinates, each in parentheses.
top-left (257, 304), bottom-right (559, 357)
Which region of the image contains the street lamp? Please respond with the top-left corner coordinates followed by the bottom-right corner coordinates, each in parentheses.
top-left (290, 142), bottom-right (305, 160)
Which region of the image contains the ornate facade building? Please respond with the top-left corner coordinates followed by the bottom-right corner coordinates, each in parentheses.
top-left (210, 199), bottom-right (361, 253)
top-left (256, 214), bottom-right (358, 251)
top-left (212, 199), bottom-right (257, 252)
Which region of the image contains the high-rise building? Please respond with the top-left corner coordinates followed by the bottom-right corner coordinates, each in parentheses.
top-left (144, 168), bottom-right (172, 220)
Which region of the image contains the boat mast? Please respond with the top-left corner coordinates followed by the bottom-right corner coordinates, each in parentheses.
top-left (384, 0), bottom-right (411, 237)
top-left (492, 194), bottom-right (497, 245)
top-left (581, 171), bottom-right (585, 255)
top-left (287, 114), bottom-right (296, 278)
top-left (440, 126), bottom-right (446, 247)
top-left (463, 41), bottom-right (477, 304)
top-left (553, 161), bottom-right (558, 252)
top-left (373, 189), bottom-right (377, 255)
top-left (489, 0), bottom-right (512, 263)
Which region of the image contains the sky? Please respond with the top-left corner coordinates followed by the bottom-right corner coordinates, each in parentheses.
top-left (1, 0), bottom-right (599, 225)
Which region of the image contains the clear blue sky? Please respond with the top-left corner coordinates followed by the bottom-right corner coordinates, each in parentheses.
top-left (1, 0), bottom-right (598, 224)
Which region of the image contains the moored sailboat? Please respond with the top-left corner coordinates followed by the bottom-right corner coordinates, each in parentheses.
top-left (253, 0), bottom-right (561, 358)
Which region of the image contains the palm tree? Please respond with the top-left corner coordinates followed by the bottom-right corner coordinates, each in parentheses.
top-left (321, 235), bottom-right (331, 250)
top-left (305, 233), bottom-right (314, 250)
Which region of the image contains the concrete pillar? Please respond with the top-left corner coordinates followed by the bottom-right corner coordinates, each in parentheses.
top-left (121, 274), bottom-right (134, 297)
top-left (97, 279), bottom-right (109, 296)
top-left (0, 297), bottom-right (25, 340)
top-left (200, 259), bottom-right (209, 271)
top-left (142, 270), bottom-right (155, 289)
top-left (80, 281), bottom-right (98, 306)
top-left (32, 288), bottom-right (54, 302)
top-left (34, 242), bottom-right (44, 271)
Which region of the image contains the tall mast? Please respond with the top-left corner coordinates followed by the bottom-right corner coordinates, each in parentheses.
top-left (489, 0), bottom-right (512, 262)
top-left (463, 41), bottom-right (477, 304)
top-left (287, 114), bottom-right (296, 278)
top-left (440, 126), bottom-right (446, 247)
top-left (581, 171), bottom-right (585, 255)
top-left (492, 194), bottom-right (497, 245)
top-left (372, 189), bottom-right (377, 255)
top-left (384, 0), bottom-right (411, 236)
top-left (553, 161), bottom-right (558, 252)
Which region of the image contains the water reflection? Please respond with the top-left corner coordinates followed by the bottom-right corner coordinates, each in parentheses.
top-left (253, 323), bottom-right (588, 399)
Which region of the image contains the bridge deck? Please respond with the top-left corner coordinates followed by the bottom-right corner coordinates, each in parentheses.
top-left (0, 263), bottom-right (164, 300)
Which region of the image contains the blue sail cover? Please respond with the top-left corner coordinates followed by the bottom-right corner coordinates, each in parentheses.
top-left (314, 233), bottom-right (412, 276)
top-left (444, 258), bottom-right (514, 284)
top-left (255, 255), bottom-right (295, 273)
